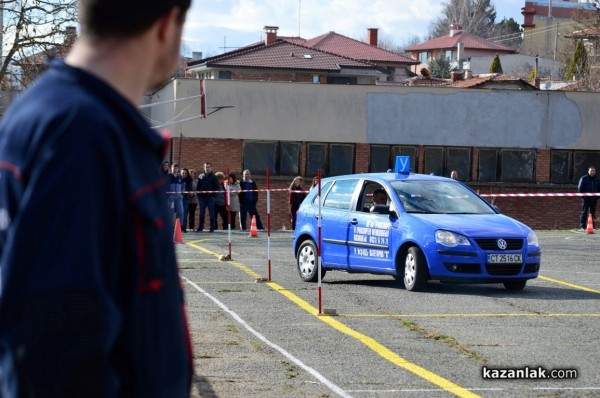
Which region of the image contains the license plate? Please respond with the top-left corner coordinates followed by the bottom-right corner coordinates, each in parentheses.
top-left (487, 253), bottom-right (522, 263)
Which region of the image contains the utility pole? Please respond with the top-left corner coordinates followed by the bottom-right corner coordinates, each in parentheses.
top-left (547, 0), bottom-right (553, 58)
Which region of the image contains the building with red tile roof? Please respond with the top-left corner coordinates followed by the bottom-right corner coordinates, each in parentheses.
top-left (405, 24), bottom-right (517, 74)
top-left (187, 26), bottom-right (418, 85)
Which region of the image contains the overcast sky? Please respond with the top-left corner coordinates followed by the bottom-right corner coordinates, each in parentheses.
top-left (182, 0), bottom-right (525, 57)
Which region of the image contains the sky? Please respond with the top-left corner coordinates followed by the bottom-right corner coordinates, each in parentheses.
top-left (182, 0), bottom-right (526, 58)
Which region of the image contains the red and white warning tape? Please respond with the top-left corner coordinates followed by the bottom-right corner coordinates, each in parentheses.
top-left (480, 192), bottom-right (600, 198)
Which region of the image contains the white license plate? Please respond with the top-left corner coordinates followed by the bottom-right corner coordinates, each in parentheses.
top-left (487, 254), bottom-right (522, 264)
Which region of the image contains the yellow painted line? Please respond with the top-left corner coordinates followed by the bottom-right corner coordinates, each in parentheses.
top-left (184, 241), bottom-right (479, 398)
top-left (539, 275), bottom-right (600, 294)
top-left (338, 313), bottom-right (600, 318)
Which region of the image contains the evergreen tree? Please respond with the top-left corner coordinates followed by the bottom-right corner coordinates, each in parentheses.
top-left (429, 54), bottom-right (451, 79)
top-left (566, 40), bottom-right (589, 81)
top-left (489, 53), bottom-right (503, 74)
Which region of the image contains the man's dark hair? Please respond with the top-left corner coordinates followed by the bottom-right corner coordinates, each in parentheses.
top-left (373, 188), bottom-right (386, 196)
top-left (79, 0), bottom-right (192, 38)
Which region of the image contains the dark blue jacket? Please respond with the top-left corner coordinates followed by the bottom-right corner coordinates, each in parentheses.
top-left (0, 60), bottom-right (192, 397)
top-left (578, 173), bottom-right (600, 202)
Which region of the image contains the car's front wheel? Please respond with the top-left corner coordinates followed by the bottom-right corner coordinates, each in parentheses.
top-left (403, 246), bottom-right (428, 291)
top-left (297, 240), bottom-right (326, 282)
top-left (503, 280), bottom-right (527, 290)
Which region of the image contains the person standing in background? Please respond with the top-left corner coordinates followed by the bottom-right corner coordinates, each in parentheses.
top-left (214, 171), bottom-right (228, 229)
top-left (180, 168), bottom-right (192, 232)
top-left (239, 169), bottom-right (264, 230)
top-left (197, 161), bottom-right (220, 232)
top-left (289, 176), bottom-right (306, 230)
top-left (188, 169), bottom-right (199, 231)
top-left (578, 165), bottom-right (600, 230)
top-left (227, 173), bottom-right (241, 229)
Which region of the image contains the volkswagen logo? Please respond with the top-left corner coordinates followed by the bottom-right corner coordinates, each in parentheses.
top-left (497, 239), bottom-right (507, 250)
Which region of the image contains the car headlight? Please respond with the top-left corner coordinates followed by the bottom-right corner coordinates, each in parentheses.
top-left (435, 230), bottom-right (471, 247)
top-left (527, 230), bottom-right (539, 247)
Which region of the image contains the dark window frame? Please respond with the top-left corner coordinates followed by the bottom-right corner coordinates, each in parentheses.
top-left (307, 143), bottom-right (355, 177)
top-left (242, 140), bottom-right (301, 176)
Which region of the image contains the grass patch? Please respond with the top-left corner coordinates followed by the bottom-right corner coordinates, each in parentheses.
top-left (226, 324), bottom-right (238, 333)
top-left (195, 353), bottom-right (220, 359)
top-left (281, 360), bottom-right (298, 379)
top-left (399, 319), bottom-right (485, 363)
top-left (218, 289), bottom-right (244, 293)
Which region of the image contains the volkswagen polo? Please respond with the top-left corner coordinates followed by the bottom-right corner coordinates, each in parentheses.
top-left (292, 171), bottom-right (541, 291)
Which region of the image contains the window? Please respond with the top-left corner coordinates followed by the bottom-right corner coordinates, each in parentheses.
top-left (330, 145), bottom-right (354, 176)
top-left (478, 149), bottom-right (535, 182)
top-left (551, 150), bottom-right (572, 184)
top-left (307, 143), bottom-right (354, 177)
top-left (242, 141), bottom-right (300, 176)
top-left (218, 70), bottom-right (232, 80)
top-left (478, 149), bottom-right (498, 182)
top-left (419, 51), bottom-right (428, 64)
top-left (323, 179), bottom-right (358, 210)
top-left (501, 150), bottom-right (535, 182)
top-left (447, 147), bottom-right (471, 181)
top-left (370, 146), bottom-right (390, 172)
top-left (326, 76), bottom-right (357, 85)
top-left (573, 151), bottom-right (600, 183)
top-left (445, 50), bottom-right (453, 60)
top-left (423, 147), bottom-right (444, 176)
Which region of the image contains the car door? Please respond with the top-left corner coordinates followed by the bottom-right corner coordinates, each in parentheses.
top-left (347, 182), bottom-right (394, 272)
top-left (319, 179), bottom-right (360, 267)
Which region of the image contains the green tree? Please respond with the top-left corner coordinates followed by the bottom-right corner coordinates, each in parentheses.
top-left (566, 40), bottom-right (589, 81)
top-left (489, 53), bottom-right (503, 74)
top-left (429, 54), bottom-right (451, 78)
top-left (492, 17), bottom-right (523, 49)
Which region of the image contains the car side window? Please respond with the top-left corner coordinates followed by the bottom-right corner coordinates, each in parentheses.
top-left (322, 179), bottom-right (358, 210)
top-left (359, 182), bottom-right (387, 212)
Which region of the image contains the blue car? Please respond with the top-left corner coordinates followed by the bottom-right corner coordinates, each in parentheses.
top-left (293, 172), bottom-right (541, 291)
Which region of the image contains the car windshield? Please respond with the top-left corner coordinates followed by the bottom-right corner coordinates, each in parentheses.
top-left (391, 180), bottom-right (496, 214)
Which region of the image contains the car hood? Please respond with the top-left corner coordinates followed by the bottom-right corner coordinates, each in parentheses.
top-left (410, 213), bottom-right (530, 238)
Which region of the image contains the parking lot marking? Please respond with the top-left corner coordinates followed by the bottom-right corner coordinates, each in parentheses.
top-left (185, 241), bottom-right (480, 398)
top-left (338, 313), bottom-right (600, 318)
top-left (539, 275), bottom-right (600, 294)
top-left (182, 275), bottom-right (354, 398)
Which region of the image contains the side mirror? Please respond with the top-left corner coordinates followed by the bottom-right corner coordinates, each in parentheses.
top-left (389, 210), bottom-right (398, 219)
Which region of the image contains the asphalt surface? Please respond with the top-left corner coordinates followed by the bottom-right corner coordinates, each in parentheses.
top-left (178, 229), bottom-right (600, 398)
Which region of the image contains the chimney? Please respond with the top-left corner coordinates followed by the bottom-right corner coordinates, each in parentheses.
top-left (192, 52), bottom-right (203, 61)
top-left (449, 23), bottom-right (463, 37)
top-left (64, 26), bottom-right (77, 46)
top-left (367, 28), bottom-right (379, 47)
top-left (264, 26), bottom-right (279, 46)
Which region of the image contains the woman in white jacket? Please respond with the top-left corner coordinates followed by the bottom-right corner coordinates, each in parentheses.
top-left (226, 173), bottom-right (241, 229)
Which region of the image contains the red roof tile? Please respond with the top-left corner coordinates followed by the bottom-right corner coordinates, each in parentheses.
top-left (405, 31), bottom-right (516, 53)
top-left (304, 31), bottom-right (418, 64)
top-left (188, 39), bottom-right (378, 72)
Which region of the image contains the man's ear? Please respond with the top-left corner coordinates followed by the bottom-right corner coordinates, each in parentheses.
top-left (157, 7), bottom-right (181, 42)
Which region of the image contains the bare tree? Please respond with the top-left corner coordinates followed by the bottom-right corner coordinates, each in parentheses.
top-left (563, 1), bottom-right (600, 90)
top-left (1, 0), bottom-right (78, 90)
top-left (429, 0), bottom-right (497, 38)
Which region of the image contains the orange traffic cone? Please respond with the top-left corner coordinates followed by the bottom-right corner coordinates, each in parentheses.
top-left (174, 218), bottom-right (185, 243)
top-left (249, 215), bottom-right (258, 237)
top-left (586, 212), bottom-right (595, 234)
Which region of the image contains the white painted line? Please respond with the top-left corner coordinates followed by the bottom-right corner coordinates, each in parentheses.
top-left (182, 275), bottom-right (354, 398)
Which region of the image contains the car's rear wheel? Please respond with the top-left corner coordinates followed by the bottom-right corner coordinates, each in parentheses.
top-left (403, 246), bottom-right (428, 291)
top-left (297, 240), bottom-right (326, 282)
top-left (503, 280), bottom-right (527, 290)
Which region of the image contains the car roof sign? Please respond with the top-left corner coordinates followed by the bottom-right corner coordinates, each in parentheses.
top-left (395, 156), bottom-right (410, 179)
